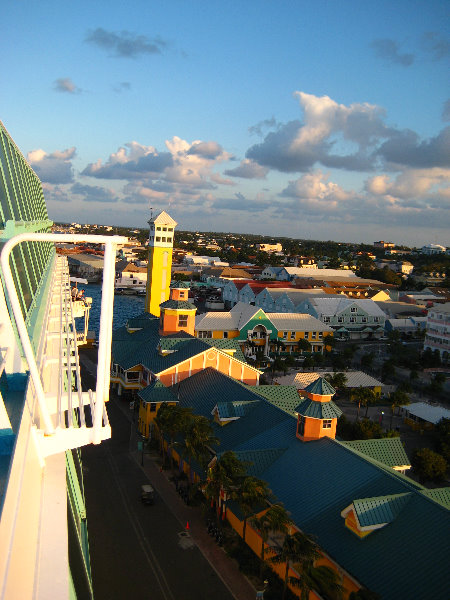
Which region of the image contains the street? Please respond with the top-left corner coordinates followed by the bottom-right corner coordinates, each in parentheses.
top-left (80, 359), bottom-right (234, 600)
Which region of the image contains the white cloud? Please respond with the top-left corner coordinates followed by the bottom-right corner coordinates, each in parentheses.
top-left (27, 147), bottom-right (76, 183)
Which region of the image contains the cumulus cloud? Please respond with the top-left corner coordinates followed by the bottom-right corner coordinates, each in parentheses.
top-left (442, 99), bottom-right (450, 122)
top-left (53, 78), bottom-right (81, 94)
top-left (422, 31), bottom-right (450, 61)
top-left (248, 117), bottom-right (279, 137)
top-left (82, 142), bottom-right (173, 179)
top-left (281, 171), bottom-right (350, 213)
top-left (27, 147), bottom-right (76, 183)
top-left (71, 182), bottom-right (118, 203)
top-left (188, 141), bottom-right (224, 159)
top-left (85, 27), bottom-right (167, 58)
top-left (371, 38), bottom-right (414, 66)
top-left (378, 126), bottom-right (450, 169)
top-left (224, 159), bottom-right (269, 179)
top-left (246, 92), bottom-right (392, 173)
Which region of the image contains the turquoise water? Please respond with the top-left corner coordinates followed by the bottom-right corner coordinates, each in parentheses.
top-left (82, 284), bottom-right (145, 335)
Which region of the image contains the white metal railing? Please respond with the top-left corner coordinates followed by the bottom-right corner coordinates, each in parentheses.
top-left (0, 233), bottom-right (127, 450)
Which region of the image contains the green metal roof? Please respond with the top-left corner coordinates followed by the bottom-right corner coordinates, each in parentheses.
top-left (137, 380), bottom-right (178, 403)
top-left (251, 385), bottom-right (301, 417)
top-left (304, 377), bottom-right (336, 396)
top-left (295, 398), bottom-right (343, 419)
top-left (342, 438), bottom-right (410, 469)
top-left (216, 400), bottom-right (259, 419)
top-left (353, 493), bottom-right (411, 527)
top-left (419, 487), bottom-right (450, 509)
top-left (160, 299), bottom-right (196, 310)
top-left (127, 312), bottom-right (159, 329)
top-left (170, 280), bottom-right (190, 288)
top-left (232, 448), bottom-right (288, 478)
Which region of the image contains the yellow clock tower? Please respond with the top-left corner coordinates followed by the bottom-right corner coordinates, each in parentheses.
top-left (145, 209), bottom-right (177, 316)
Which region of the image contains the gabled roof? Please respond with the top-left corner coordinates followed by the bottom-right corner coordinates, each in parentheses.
top-left (276, 371), bottom-right (383, 390)
top-left (352, 493), bottom-right (411, 527)
top-left (149, 210), bottom-right (177, 226)
top-left (305, 297), bottom-right (387, 317)
top-left (160, 299), bottom-right (196, 310)
top-left (304, 377), bottom-right (336, 396)
top-left (137, 380), bottom-right (178, 403)
top-left (250, 385), bottom-right (301, 417)
top-left (419, 487), bottom-right (450, 509)
top-left (230, 302), bottom-right (262, 329)
top-left (341, 438), bottom-right (410, 469)
top-left (266, 313), bottom-right (333, 332)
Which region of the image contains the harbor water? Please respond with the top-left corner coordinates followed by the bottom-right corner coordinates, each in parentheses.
top-left (82, 284), bottom-right (145, 336)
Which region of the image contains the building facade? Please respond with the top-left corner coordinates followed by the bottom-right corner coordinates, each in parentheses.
top-left (424, 302), bottom-right (450, 360)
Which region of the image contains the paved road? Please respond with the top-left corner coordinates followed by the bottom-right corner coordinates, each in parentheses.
top-left (81, 367), bottom-right (234, 600)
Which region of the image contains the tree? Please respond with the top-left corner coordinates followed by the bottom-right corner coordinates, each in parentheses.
top-left (360, 352), bottom-right (374, 371)
top-left (325, 372), bottom-right (347, 392)
top-left (237, 476), bottom-right (270, 542)
top-left (203, 451), bottom-right (247, 523)
top-left (296, 338), bottom-right (312, 354)
top-left (436, 418), bottom-right (450, 463)
top-left (184, 415), bottom-right (219, 484)
top-left (351, 387), bottom-right (374, 421)
top-left (251, 504), bottom-right (292, 580)
top-left (389, 388), bottom-right (410, 428)
top-left (153, 402), bottom-right (171, 467)
top-left (165, 405), bottom-right (193, 471)
top-left (381, 360), bottom-right (395, 382)
top-left (411, 448), bottom-right (447, 482)
top-left (291, 562), bottom-right (343, 600)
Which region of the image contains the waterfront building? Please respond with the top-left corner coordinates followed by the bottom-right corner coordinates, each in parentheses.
top-left (145, 210), bottom-right (177, 316)
top-left (0, 121), bottom-right (123, 597)
top-left (424, 302), bottom-right (450, 360)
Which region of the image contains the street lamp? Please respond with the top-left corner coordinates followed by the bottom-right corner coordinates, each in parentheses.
top-left (256, 580), bottom-right (269, 599)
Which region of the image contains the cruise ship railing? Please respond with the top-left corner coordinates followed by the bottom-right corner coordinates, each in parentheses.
top-left (1, 233), bottom-right (127, 450)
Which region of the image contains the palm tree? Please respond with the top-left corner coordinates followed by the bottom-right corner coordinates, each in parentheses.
top-left (291, 561), bottom-right (343, 600)
top-left (203, 451), bottom-right (247, 523)
top-left (251, 504), bottom-right (292, 580)
top-left (166, 405), bottom-right (193, 471)
top-left (153, 402), bottom-right (171, 467)
top-left (351, 386), bottom-right (373, 421)
top-left (270, 530), bottom-right (319, 600)
top-left (184, 415), bottom-right (219, 484)
top-left (237, 476), bottom-right (270, 542)
top-left (389, 389), bottom-right (410, 428)
top-left (325, 372), bottom-right (347, 392)
top-left (296, 338), bottom-right (312, 354)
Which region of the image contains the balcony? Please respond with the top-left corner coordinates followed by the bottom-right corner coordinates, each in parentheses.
top-left (1, 232), bottom-right (127, 456)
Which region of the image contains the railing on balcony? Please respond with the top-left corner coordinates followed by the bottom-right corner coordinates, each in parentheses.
top-left (1, 232), bottom-right (127, 455)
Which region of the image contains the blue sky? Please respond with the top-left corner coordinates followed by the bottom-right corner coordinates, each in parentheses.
top-left (2, 0), bottom-right (449, 246)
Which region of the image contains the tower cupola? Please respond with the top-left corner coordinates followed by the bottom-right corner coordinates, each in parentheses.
top-left (159, 281), bottom-right (197, 336)
top-left (145, 209), bottom-right (177, 317)
top-left (295, 377), bottom-right (342, 442)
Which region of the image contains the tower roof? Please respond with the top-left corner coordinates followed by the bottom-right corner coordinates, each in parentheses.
top-left (170, 280), bottom-right (190, 289)
top-left (304, 377), bottom-right (336, 396)
top-left (148, 210), bottom-right (178, 227)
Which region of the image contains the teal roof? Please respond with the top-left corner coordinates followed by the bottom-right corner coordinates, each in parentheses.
top-left (353, 493), bottom-right (411, 527)
top-left (137, 380), bottom-right (178, 403)
top-left (170, 366), bottom-right (450, 600)
top-left (170, 280), bottom-right (190, 288)
top-left (419, 488), bottom-right (450, 509)
top-left (251, 385), bottom-right (301, 417)
top-left (216, 400), bottom-right (259, 419)
top-left (342, 438), bottom-right (410, 469)
top-left (304, 377), bottom-right (336, 396)
top-left (127, 312), bottom-right (158, 329)
top-left (201, 338), bottom-right (247, 363)
top-left (295, 398), bottom-right (342, 419)
top-left (160, 299), bottom-right (196, 310)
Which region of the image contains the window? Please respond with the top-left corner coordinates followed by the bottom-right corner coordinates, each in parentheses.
top-left (290, 332), bottom-right (296, 340)
top-left (318, 332), bottom-right (323, 338)
top-left (311, 332), bottom-right (317, 339)
top-left (167, 227), bottom-right (173, 232)
top-left (297, 416), bottom-right (305, 436)
top-left (323, 316), bottom-right (330, 323)
top-left (350, 317), bottom-right (356, 323)
top-left (163, 227), bottom-right (167, 231)
top-left (374, 317), bottom-right (379, 323)
top-left (161, 237), bottom-right (166, 243)
top-left (126, 371), bottom-right (139, 381)
top-left (167, 237), bottom-right (172, 243)
top-left (223, 331), bottom-right (229, 338)
top-left (198, 331), bottom-right (212, 338)
top-left (178, 314), bottom-right (188, 327)
top-left (150, 403), bottom-right (156, 412)
top-left (338, 317), bottom-right (344, 323)
top-left (282, 331), bottom-right (288, 339)
top-left (362, 317), bottom-right (367, 323)
top-left (156, 226), bottom-right (161, 231)
top-left (322, 419), bottom-right (332, 429)
top-left (351, 307), bottom-right (357, 313)
top-left (156, 236), bottom-right (161, 242)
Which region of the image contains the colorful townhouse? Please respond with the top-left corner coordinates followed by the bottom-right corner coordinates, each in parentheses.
top-left (298, 297), bottom-right (387, 340)
top-left (195, 302), bottom-right (334, 356)
top-left (140, 368), bottom-right (449, 599)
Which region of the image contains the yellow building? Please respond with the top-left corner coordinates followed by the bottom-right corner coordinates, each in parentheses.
top-left (145, 210), bottom-right (177, 316)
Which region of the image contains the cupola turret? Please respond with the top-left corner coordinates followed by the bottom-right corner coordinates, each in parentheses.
top-left (159, 281), bottom-right (197, 336)
top-left (295, 377), bottom-right (342, 442)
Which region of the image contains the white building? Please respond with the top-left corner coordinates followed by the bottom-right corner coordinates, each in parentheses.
top-left (298, 297), bottom-right (387, 340)
top-left (424, 302), bottom-right (450, 360)
top-left (420, 244), bottom-right (446, 255)
top-left (256, 243), bottom-right (282, 253)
